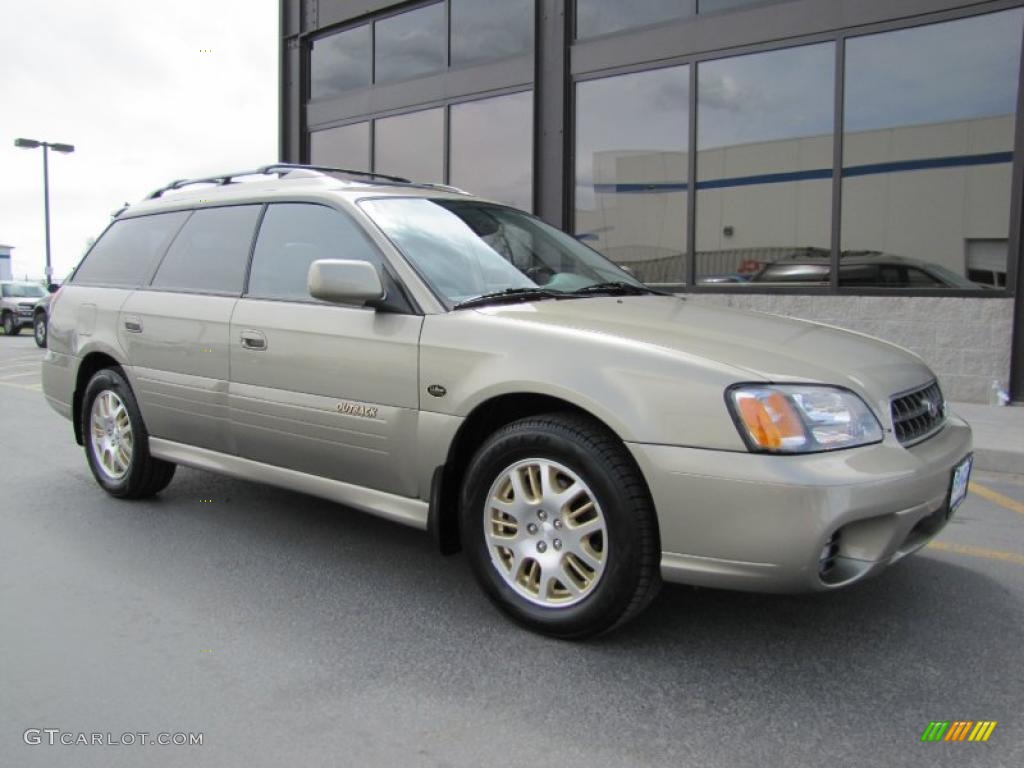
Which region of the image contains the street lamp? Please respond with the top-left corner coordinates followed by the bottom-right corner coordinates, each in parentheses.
top-left (14, 137), bottom-right (75, 285)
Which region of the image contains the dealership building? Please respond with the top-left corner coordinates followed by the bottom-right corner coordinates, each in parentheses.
top-left (279, 0), bottom-right (1024, 403)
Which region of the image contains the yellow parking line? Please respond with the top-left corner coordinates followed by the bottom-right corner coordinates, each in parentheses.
top-left (970, 482), bottom-right (1024, 517)
top-left (927, 541), bottom-right (1024, 566)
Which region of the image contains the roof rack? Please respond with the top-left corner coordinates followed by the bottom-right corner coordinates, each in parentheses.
top-left (145, 163), bottom-right (470, 200)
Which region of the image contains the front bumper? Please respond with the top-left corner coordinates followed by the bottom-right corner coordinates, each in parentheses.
top-left (628, 416), bottom-right (972, 593)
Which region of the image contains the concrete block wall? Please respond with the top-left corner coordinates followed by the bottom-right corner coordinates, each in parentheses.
top-left (684, 294), bottom-right (1013, 403)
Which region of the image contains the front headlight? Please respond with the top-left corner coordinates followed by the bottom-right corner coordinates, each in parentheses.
top-left (726, 384), bottom-right (883, 454)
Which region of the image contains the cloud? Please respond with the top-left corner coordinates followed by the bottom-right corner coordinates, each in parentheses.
top-left (0, 0), bottom-right (277, 279)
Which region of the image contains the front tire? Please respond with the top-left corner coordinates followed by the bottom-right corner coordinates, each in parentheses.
top-left (3, 312), bottom-right (19, 336)
top-left (460, 413), bottom-right (660, 638)
top-left (81, 367), bottom-right (176, 498)
top-left (34, 312), bottom-right (47, 347)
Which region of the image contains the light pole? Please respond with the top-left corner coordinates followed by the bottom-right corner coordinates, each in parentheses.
top-left (14, 137), bottom-right (75, 285)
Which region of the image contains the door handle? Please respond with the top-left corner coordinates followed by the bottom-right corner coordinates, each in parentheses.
top-left (240, 329), bottom-right (267, 351)
top-left (123, 315), bottom-right (143, 333)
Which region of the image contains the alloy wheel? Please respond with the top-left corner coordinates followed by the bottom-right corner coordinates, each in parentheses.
top-left (483, 458), bottom-right (608, 607)
top-left (89, 390), bottom-right (134, 480)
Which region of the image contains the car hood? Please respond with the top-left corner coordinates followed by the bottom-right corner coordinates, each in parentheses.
top-left (473, 295), bottom-right (934, 406)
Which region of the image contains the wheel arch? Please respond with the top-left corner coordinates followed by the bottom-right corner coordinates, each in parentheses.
top-left (428, 392), bottom-right (652, 555)
top-left (72, 351), bottom-right (126, 445)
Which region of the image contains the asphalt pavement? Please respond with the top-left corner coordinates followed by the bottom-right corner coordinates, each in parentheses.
top-left (1, 334), bottom-right (1022, 768)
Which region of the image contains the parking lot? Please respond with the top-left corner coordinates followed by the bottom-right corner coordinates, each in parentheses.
top-left (1, 334), bottom-right (1022, 768)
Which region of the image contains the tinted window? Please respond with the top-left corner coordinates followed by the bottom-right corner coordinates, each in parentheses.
top-left (449, 91), bottom-right (533, 211)
top-left (248, 204), bottom-right (381, 301)
top-left (310, 25), bottom-right (371, 100)
top-left (151, 206), bottom-right (261, 294)
top-left (374, 108), bottom-right (444, 182)
top-left (374, 3), bottom-right (445, 83)
top-left (841, 10), bottom-right (1024, 289)
top-left (576, 0), bottom-right (694, 39)
top-left (696, 43), bottom-right (834, 282)
top-left (450, 0), bottom-right (533, 66)
top-left (310, 121), bottom-right (371, 169)
top-left (575, 65), bottom-right (689, 283)
top-left (73, 212), bottom-right (188, 288)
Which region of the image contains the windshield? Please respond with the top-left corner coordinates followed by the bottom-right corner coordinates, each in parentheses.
top-left (2, 283), bottom-right (46, 298)
top-left (358, 198), bottom-right (647, 307)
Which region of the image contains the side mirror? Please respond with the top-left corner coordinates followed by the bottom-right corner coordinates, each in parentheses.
top-left (47, 283), bottom-right (59, 293)
top-left (307, 259), bottom-right (385, 305)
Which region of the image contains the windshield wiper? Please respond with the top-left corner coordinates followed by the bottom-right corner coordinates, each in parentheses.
top-left (571, 281), bottom-right (669, 296)
top-left (452, 287), bottom-right (570, 310)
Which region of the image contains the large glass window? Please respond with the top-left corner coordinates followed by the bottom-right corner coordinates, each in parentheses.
top-left (374, 108), bottom-right (445, 182)
top-left (310, 122), bottom-right (371, 169)
top-left (449, 91), bottom-right (533, 211)
top-left (841, 9), bottom-right (1024, 289)
top-left (575, 66), bottom-right (689, 283)
top-left (374, 3), bottom-right (446, 83)
top-left (451, 0), bottom-right (534, 67)
top-left (310, 25), bottom-right (371, 100)
top-left (696, 43), bottom-right (834, 284)
top-left (248, 204), bottom-right (382, 301)
top-left (151, 206), bottom-right (261, 294)
top-left (576, 0), bottom-right (695, 40)
top-left (73, 212), bottom-right (188, 288)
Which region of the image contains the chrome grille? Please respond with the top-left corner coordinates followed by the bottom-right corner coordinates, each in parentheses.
top-left (891, 381), bottom-right (945, 445)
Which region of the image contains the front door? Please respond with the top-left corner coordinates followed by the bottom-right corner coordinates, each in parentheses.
top-left (228, 202), bottom-right (422, 497)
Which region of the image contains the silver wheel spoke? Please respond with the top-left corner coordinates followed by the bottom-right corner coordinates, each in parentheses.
top-left (483, 458), bottom-right (608, 608)
top-left (89, 389), bottom-right (134, 481)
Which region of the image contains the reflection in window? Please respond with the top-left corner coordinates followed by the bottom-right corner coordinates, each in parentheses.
top-left (249, 204), bottom-right (382, 301)
top-left (152, 206), bottom-right (261, 294)
top-left (576, 0), bottom-right (695, 39)
top-left (451, 0), bottom-right (533, 67)
top-left (374, 108), bottom-right (445, 182)
top-left (310, 122), bottom-right (370, 169)
top-left (310, 25), bottom-right (371, 100)
top-left (449, 91), bottom-right (533, 211)
top-left (841, 9), bottom-right (1024, 289)
top-left (696, 43), bottom-right (834, 283)
top-left (575, 66), bottom-right (689, 283)
top-left (374, 3), bottom-right (445, 83)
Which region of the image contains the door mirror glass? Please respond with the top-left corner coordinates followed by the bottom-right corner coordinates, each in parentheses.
top-left (307, 259), bottom-right (384, 305)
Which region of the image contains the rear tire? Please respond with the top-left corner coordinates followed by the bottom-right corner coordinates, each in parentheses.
top-left (460, 413), bottom-right (660, 639)
top-left (81, 367), bottom-right (176, 498)
top-left (34, 312), bottom-right (47, 347)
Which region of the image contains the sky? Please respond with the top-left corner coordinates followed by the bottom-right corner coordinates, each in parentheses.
top-left (0, 0), bottom-right (278, 281)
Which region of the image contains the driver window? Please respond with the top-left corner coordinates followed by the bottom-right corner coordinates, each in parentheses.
top-left (247, 203), bottom-right (383, 300)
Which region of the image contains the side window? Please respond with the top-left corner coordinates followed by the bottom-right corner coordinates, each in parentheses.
top-left (247, 203), bottom-right (382, 300)
top-left (151, 205), bottom-right (261, 294)
top-left (904, 268), bottom-right (943, 287)
top-left (73, 212), bottom-right (189, 287)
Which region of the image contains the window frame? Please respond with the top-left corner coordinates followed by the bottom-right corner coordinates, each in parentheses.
top-left (568, 1), bottom-right (1024, 298)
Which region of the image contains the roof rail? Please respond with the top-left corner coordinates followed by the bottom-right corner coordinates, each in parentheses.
top-left (146, 164), bottom-right (413, 199)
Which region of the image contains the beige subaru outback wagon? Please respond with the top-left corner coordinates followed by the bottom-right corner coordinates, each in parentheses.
top-left (42, 164), bottom-right (973, 637)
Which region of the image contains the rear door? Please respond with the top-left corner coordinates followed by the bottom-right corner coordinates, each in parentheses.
top-left (228, 202), bottom-right (423, 497)
top-left (120, 205), bottom-right (262, 453)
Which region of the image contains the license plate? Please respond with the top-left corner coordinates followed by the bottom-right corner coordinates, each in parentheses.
top-left (948, 455), bottom-right (973, 516)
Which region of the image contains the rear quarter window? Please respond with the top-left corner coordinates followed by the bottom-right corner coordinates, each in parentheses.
top-left (73, 211), bottom-right (189, 288)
